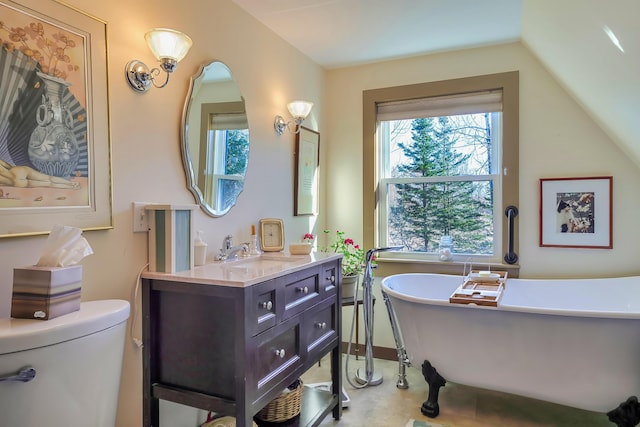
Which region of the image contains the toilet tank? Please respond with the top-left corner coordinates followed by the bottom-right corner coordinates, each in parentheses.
top-left (0, 299), bottom-right (130, 427)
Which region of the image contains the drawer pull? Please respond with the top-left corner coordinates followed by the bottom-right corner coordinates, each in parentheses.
top-left (275, 349), bottom-right (286, 358)
top-left (329, 275), bottom-right (336, 284)
top-left (297, 286), bottom-right (309, 294)
top-left (315, 322), bottom-right (327, 330)
top-left (260, 301), bottom-right (273, 310)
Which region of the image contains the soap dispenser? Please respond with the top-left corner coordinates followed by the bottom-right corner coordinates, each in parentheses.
top-left (194, 231), bottom-right (207, 266)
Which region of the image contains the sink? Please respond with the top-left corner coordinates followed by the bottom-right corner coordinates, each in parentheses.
top-left (224, 255), bottom-right (306, 271)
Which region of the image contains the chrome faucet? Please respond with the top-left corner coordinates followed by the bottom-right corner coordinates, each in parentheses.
top-left (216, 235), bottom-right (249, 261)
top-left (222, 235), bottom-right (233, 251)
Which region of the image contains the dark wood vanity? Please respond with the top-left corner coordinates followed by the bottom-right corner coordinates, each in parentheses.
top-left (141, 253), bottom-right (342, 427)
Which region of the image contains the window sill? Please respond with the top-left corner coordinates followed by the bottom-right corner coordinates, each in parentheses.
top-left (375, 257), bottom-right (520, 278)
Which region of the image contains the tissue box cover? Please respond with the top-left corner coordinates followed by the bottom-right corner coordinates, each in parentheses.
top-left (11, 265), bottom-right (82, 320)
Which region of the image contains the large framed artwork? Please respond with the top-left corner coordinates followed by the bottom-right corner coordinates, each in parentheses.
top-left (539, 176), bottom-right (612, 249)
top-left (0, 0), bottom-right (112, 238)
top-left (294, 126), bottom-right (319, 216)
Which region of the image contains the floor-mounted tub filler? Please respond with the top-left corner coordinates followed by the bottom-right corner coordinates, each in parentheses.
top-left (381, 273), bottom-right (640, 427)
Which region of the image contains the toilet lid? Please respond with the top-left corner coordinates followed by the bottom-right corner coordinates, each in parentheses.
top-left (0, 300), bottom-right (130, 355)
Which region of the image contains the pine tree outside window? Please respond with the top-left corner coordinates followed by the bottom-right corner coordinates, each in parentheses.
top-left (378, 92), bottom-right (502, 261)
top-left (362, 72), bottom-right (519, 271)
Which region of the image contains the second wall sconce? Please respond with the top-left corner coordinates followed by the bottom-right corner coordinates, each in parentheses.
top-left (274, 100), bottom-right (314, 135)
top-left (125, 28), bottom-right (193, 93)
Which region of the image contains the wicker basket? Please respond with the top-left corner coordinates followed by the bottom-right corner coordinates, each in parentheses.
top-left (256, 379), bottom-right (303, 423)
top-left (202, 416), bottom-right (257, 427)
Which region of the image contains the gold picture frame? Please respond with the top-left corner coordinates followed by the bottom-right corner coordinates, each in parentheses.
top-left (0, 0), bottom-right (112, 238)
top-left (294, 126), bottom-right (319, 216)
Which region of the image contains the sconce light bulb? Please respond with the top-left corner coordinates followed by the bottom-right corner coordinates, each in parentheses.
top-left (287, 100), bottom-right (314, 120)
top-left (145, 28), bottom-right (193, 63)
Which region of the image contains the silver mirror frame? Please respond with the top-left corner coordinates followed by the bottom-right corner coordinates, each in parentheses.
top-left (180, 60), bottom-right (248, 217)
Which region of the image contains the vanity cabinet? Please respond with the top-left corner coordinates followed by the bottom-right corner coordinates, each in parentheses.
top-left (141, 255), bottom-right (342, 427)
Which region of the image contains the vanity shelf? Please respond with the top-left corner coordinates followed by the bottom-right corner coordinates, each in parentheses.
top-left (141, 253), bottom-right (343, 427)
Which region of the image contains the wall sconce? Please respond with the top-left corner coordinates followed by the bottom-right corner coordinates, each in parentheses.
top-left (125, 28), bottom-right (193, 93)
top-left (274, 100), bottom-right (314, 135)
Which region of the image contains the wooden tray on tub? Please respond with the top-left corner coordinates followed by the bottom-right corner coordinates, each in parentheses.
top-left (449, 270), bottom-right (508, 307)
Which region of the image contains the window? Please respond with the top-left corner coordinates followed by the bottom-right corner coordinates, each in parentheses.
top-left (379, 92), bottom-right (501, 259)
top-left (199, 103), bottom-right (249, 214)
top-left (204, 127), bottom-right (248, 211)
top-left (363, 72), bottom-right (519, 268)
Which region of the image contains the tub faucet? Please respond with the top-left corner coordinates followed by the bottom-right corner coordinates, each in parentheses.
top-left (353, 245), bottom-right (404, 388)
top-left (216, 235), bottom-right (249, 261)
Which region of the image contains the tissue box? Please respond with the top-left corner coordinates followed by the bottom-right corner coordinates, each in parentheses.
top-left (11, 265), bottom-right (82, 320)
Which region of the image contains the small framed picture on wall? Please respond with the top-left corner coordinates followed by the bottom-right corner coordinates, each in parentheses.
top-left (294, 127), bottom-right (320, 216)
top-left (539, 176), bottom-right (612, 249)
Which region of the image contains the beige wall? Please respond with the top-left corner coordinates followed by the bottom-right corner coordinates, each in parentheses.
top-left (0, 0), bottom-right (325, 425)
top-left (2, 2), bottom-right (639, 426)
top-left (325, 42), bottom-right (640, 280)
top-left (325, 43), bottom-right (640, 351)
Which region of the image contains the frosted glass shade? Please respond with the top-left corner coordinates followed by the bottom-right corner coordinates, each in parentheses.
top-left (145, 28), bottom-right (193, 62)
top-left (287, 100), bottom-right (314, 120)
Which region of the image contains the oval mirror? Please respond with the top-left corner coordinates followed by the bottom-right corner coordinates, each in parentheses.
top-left (181, 61), bottom-right (249, 216)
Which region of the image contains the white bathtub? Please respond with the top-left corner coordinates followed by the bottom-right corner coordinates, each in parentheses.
top-left (381, 273), bottom-right (640, 415)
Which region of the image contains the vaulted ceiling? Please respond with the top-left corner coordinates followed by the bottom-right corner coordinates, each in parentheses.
top-left (233, 0), bottom-right (640, 167)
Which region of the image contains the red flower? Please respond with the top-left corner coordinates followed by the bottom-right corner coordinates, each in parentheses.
top-left (323, 229), bottom-right (367, 276)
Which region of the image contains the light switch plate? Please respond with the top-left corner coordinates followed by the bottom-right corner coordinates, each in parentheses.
top-left (132, 202), bottom-right (150, 232)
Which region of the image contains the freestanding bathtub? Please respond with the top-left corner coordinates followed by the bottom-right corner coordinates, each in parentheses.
top-left (381, 273), bottom-right (640, 423)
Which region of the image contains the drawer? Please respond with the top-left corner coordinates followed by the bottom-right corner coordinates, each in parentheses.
top-left (251, 280), bottom-right (277, 336)
top-left (253, 318), bottom-right (301, 395)
top-left (282, 268), bottom-right (320, 320)
top-left (303, 298), bottom-right (337, 360)
top-left (320, 260), bottom-right (339, 299)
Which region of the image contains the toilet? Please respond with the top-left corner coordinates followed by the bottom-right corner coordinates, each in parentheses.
top-left (0, 299), bottom-right (130, 427)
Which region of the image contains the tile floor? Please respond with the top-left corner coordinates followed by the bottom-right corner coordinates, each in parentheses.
top-left (302, 355), bottom-right (613, 427)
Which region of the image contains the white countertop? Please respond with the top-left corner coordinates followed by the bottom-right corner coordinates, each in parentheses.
top-left (141, 251), bottom-right (342, 287)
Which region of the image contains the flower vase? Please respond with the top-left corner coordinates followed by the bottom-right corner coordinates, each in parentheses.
top-left (341, 274), bottom-right (360, 299)
top-left (28, 72), bottom-right (79, 179)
